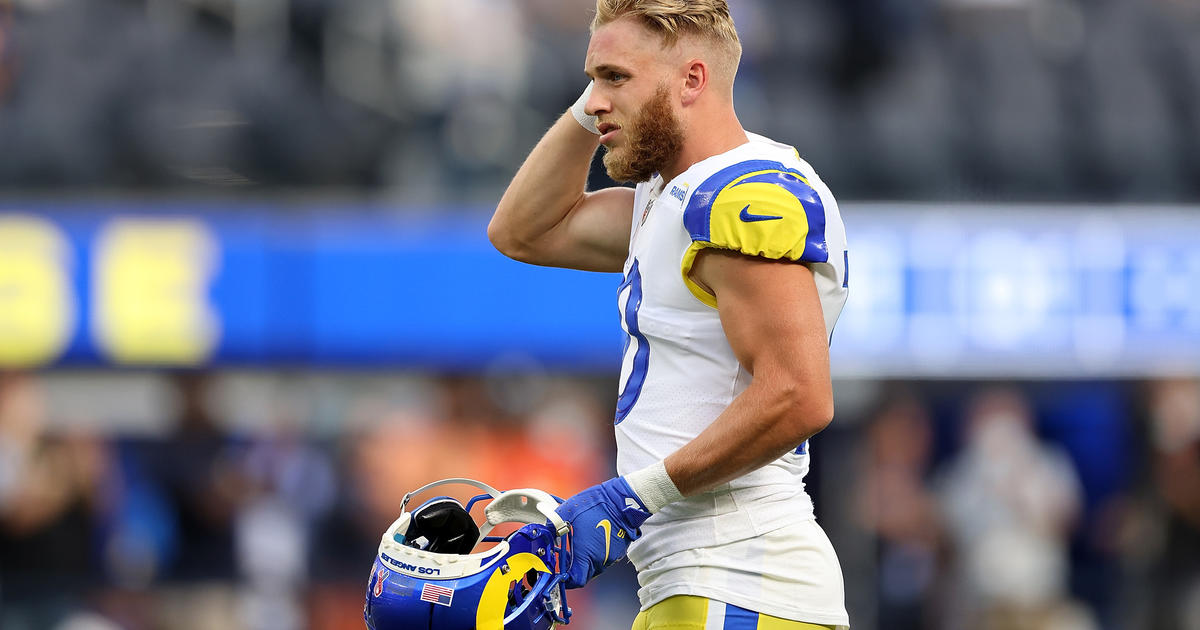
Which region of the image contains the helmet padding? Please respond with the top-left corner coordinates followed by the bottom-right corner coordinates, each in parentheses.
top-left (401, 497), bottom-right (480, 555)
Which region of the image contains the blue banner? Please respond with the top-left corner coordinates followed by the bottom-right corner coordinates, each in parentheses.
top-left (0, 202), bottom-right (1196, 376)
top-left (0, 203), bottom-right (622, 370)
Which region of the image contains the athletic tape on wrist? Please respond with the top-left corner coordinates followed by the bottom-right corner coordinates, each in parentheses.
top-left (624, 460), bottom-right (685, 514)
top-left (570, 82), bottom-right (600, 135)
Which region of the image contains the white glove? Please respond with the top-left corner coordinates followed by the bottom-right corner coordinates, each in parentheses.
top-left (570, 82), bottom-right (600, 135)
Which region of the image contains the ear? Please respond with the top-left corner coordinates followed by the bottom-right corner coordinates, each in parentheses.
top-left (680, 59), bottom-right (708, 106)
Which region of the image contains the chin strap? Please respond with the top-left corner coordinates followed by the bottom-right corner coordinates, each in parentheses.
top-left (485, 488), bottom-right (568, 536)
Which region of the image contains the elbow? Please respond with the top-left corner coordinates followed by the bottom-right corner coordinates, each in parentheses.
top-left (486, 215), bottom-right (512, 255)
top-left (811, 399), bottom-right (835, 434)
top-left (775, 381), bottom-right (835, 441)
top-left (487, 213), bottom-right (531, 262)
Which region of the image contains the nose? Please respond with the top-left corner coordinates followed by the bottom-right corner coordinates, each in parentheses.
top-left (585, 83), bottom-right (610, 118)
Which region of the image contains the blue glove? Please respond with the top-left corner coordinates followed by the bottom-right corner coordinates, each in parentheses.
top-left (555, 477), bottom-right (652, 588)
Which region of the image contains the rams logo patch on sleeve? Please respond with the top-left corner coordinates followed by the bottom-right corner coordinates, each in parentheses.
top-left (680, 159), bottom-right (829, 307)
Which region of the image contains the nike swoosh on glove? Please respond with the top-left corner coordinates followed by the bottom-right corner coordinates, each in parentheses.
top-left (554, 477), bottom-right (651, 588)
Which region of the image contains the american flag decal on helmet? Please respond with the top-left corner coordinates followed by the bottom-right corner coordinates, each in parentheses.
top-left (419, 583), bottom-right (454, 607)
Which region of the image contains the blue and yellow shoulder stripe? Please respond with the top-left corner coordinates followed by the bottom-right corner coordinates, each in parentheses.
top-left (681, 159), bottom-right (829, 307)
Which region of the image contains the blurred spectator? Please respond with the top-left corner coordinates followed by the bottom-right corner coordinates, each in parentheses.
top-left (0, 371), bottom-right (110, 630)
top-left (854, 393), bottom-right (944, 630)
top-left (235, 393), bottom-right (337, 630)
top-left (936, 387), bottom-right (1093, 630)
top-left (144, 371), bottom-right (251, 630)
top-left (155, 371), bottom-right (251, 582)
top-left (1139, 378), bottom-right (1200, 630)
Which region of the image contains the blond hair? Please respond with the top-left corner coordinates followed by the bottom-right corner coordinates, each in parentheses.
top-left (593, 0), bottom-right (742, 76)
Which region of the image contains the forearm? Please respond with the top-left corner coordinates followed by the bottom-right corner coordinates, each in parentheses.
top-left (489, 112), bottom-right (600, 258)
top-left (662, 377), bottom-right (833, 497)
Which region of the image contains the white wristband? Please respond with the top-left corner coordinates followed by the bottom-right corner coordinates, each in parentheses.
top-left (570, 82), bottom-right (600, 135)
top-left (624, 460), bottom-right (685, 514)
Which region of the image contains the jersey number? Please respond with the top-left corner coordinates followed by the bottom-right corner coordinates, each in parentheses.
top-left (615, 260), bottom-right (649, 424)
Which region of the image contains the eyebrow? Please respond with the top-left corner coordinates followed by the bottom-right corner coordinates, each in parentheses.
top-left (585, 64), bottom-right (633, 79)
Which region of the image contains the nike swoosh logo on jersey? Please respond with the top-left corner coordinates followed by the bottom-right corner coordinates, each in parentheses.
top-left (739, 205), bottom-right (783, 222)
top-left (596, 519), bottom-right (612, 563)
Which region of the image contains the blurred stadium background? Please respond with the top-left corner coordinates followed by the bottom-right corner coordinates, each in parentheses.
top-left (0, 1), bottom-right (1198, 630)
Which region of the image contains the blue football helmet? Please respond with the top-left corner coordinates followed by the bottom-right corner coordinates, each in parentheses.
top-left (364, 478), bottom-right (573, 630)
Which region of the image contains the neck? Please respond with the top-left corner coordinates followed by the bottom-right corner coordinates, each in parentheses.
top-left (661, 107), bottom-right (748, 183)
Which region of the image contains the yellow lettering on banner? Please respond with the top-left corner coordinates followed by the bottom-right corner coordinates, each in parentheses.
top-left (92, 219), bottom-right (220, 365)
top-left (0, 215), bottom-right (76, 367)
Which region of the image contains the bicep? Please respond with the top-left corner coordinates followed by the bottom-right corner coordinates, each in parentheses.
top-left (530, 187), bottom-right (634, 272)
top-left (691, 249), bottom-right (830, 383)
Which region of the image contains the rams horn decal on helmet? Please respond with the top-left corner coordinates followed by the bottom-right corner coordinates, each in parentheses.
top-left (364, 478), bottom-right (573, 630)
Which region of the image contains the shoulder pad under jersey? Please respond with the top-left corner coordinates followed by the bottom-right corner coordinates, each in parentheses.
top-left (680, 159), bottom-right (830, 307)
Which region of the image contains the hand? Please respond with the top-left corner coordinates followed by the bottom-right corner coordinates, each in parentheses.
top-left (554, 477), bottom-right (651, 588)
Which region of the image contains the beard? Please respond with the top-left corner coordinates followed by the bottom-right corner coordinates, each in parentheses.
top-left (602, 85), bottom-right (685, 183)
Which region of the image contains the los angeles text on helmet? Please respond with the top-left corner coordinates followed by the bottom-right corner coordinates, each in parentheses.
top-left (380, 553), bottom-right (443, 577)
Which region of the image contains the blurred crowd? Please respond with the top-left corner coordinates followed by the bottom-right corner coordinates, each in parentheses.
top-left (846, 379), bottom-right (1200, 630)
top-left (0, 370), bottom-right (613, 630)
top-left (0, 0), bottom-right (1197, 202)
top-left (1, 369), bottom-right (1198, 630)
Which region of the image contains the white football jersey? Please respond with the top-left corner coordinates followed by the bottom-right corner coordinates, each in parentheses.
top-left (614, 132), bottom-right (850, 625)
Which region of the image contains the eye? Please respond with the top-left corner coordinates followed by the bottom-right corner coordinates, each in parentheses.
top-left (607, 72), bottom-right (628, 83)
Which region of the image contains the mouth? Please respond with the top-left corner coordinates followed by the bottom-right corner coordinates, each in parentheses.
top-left (597, 122), bottom-right (621, 144)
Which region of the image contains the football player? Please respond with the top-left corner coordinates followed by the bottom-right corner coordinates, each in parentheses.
top-left (489, 1), bottom-right (850, 628)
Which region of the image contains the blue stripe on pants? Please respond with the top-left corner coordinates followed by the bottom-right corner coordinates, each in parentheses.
top-left (723, 604), bottom-right (759, 630)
